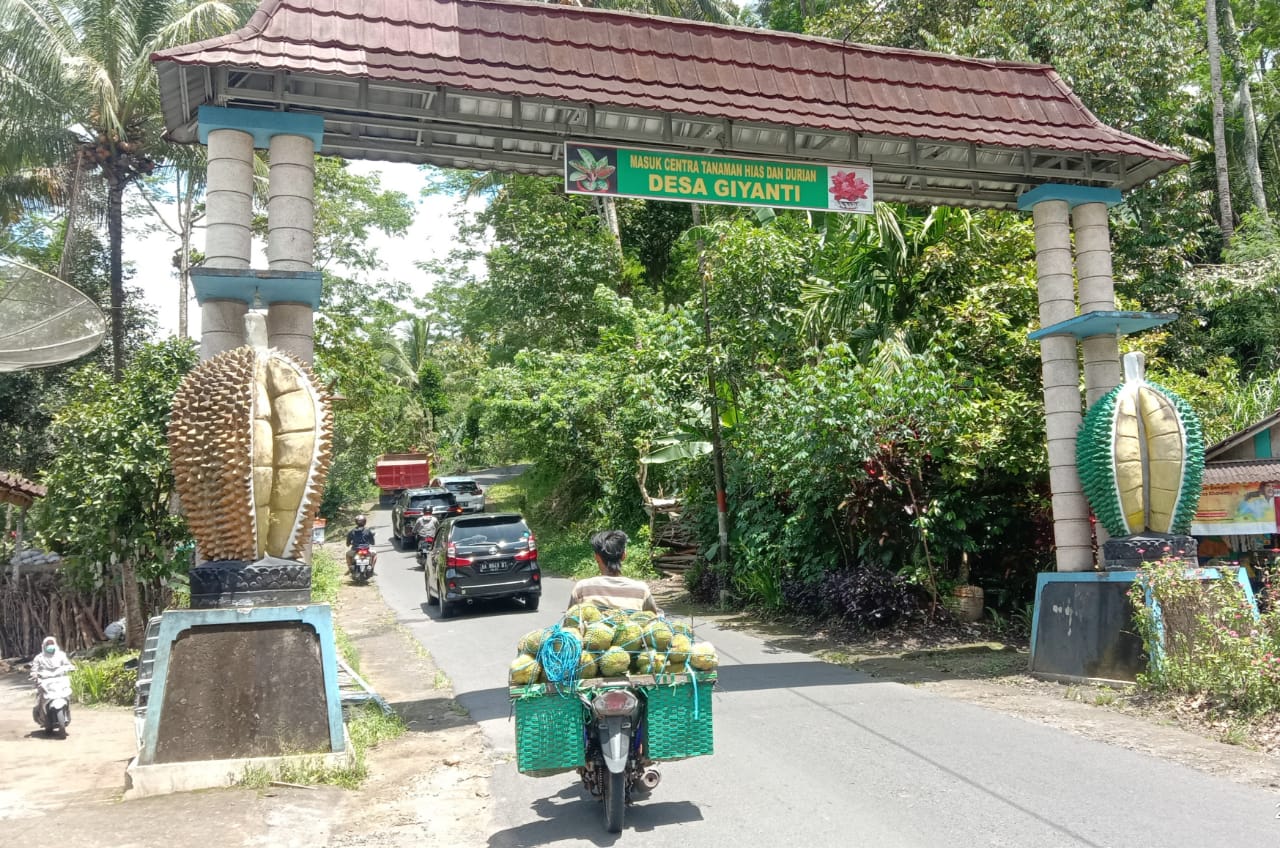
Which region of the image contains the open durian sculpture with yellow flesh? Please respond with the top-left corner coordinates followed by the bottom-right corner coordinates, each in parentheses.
top-left (1076, 352), bottom-right (1204, 537)
top-left (169, 315), bottom-right (333, 562)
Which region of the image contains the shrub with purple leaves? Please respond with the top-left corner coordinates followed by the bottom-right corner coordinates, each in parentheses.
top-left (785, 567), bottom-right (921, 630)
top-left (685, 561), bottom-right (731, 605)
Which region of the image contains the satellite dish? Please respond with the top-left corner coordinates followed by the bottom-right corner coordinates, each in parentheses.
top-left (0, 256), bottom-right (107, 371)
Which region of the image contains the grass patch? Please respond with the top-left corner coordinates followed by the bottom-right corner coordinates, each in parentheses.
top-left (311, 548), bottom-right (342, 605)
top-left (238, 702), bottom-right (407, 790)
top-left (69, 650), bottom-right (138, 706)
top-left (334, 626), bottom-right (360, 673)
top-left (482, 477), bottom-right (530, 514)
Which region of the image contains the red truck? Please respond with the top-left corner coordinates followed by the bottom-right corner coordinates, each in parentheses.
top-left (374, 452), bottom-right (432, 504)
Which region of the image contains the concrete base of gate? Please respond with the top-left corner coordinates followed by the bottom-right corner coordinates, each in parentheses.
top-left (1029, 571), bottom-right (1148, 685)
top-left (1029, 567), bottom-right (1259, 685)
top-left (130, 604), bottom-right (347, 795)
top-left (124, 741), bottom-right (352, 799)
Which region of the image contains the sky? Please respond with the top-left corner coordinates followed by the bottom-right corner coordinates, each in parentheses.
top-left (126, 161), bottom-right (470, 338)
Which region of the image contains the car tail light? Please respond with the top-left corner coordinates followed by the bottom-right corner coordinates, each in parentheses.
top-left (405, 509), bottom-right (422, 517)
top-left (592, 690), bottom-right (638, 717)
top-left (515, 548), bottom-right (537, 562)
top-left (449, 505), bottom-right (463, 514)
top-left (446, 543), bottom-right (471, 567)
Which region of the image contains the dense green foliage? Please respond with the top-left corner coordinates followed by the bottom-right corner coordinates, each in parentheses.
top-left (70, 650), bottom-right (139, 706)
top-left (1131, 558), bottom-right (1280, 714)
top-left (34, 338), bottom-right (198, 643)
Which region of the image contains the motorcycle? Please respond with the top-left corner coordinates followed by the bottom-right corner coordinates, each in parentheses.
top-left (351, 544), bottom-right (376, 584)
top-left (32, 670), bottom-right (72, 737)
top-left (578, 686), bottom-right (661, 833)
top-left (416, 534), bottom-right (435, 567)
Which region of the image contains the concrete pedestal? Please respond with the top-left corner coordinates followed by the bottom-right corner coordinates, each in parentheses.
top-left (127, 605), bottom-right (346, 796)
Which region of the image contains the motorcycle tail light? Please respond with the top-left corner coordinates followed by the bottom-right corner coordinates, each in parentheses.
top-left (592, 689), bottom-right (638, 717)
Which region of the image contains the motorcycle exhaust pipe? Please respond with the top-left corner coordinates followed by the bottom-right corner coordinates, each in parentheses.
top-left (639, 767), bottom-right (661, 791)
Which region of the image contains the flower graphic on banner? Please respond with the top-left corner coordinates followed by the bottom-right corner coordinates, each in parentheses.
top-left (829, 170), bottom-right (870, 210)
top-left (567, 148), bottom-right (617, 193)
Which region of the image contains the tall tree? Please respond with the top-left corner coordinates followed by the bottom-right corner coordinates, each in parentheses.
top-left (0, 0), bottom-right (252, 379)
top-left (1207, 0), bottom-right (1236, 244)
top-left (1220, 1), bottom-right (1269, 217)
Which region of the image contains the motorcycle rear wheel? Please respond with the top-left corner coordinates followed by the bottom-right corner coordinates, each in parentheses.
top-left (602, 769), bottom-right (625, 833)
top-left (55, 707), bottom-right (68, 736)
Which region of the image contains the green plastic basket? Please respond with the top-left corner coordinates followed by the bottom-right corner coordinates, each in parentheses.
top-left (644, 676), bottom-right (714, 761)
top-left (513, 690), bottom-right (586, 775)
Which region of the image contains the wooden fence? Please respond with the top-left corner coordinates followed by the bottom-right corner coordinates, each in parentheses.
top-left (0, 571), bottom-right (171, 659)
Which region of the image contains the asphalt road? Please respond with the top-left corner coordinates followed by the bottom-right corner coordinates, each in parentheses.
top-left (365, 468), bottom-right (1279, 847)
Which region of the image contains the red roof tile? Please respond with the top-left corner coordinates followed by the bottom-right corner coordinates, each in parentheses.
top-left (153, 0), bottom-right (1184, 165)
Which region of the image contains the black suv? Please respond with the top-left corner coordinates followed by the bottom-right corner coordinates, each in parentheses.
top-left (392, 487), bottom-right (461, 548)
top-left (425, 513), bottom-right (540, 618)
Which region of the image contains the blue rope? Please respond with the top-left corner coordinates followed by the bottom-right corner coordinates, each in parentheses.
top-left (537, 624), bottom-right (583, 691)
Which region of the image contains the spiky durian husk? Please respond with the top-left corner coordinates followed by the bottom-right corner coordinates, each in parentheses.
top-left (1151, 381), bottom-right (1204, 535)
top-left (1077, 379), bottom-right (1204, 537)
top-left (169, 346), bottom-right (333, 561)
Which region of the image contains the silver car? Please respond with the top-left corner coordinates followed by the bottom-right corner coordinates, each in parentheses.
top-left (432, 476), bottom-right (486, 513)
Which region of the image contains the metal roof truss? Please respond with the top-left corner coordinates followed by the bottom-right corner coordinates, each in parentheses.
top-left (166, 66), bottom-right (1167, 210)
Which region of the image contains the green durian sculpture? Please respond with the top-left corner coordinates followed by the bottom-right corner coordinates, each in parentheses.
top-left (1076, 352), bottom-right (1204, 536)
top-left (169, 314), bottom-right (333, 562)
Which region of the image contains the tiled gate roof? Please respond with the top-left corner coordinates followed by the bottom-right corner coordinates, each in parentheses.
top-left (153, 0), bottom-right (1185, 206)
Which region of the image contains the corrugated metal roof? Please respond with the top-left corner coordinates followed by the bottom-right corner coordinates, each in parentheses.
top-left (153, 0), bottom-right (1180, 163)
top-left (1202, 460), bottom-right (1280, 486)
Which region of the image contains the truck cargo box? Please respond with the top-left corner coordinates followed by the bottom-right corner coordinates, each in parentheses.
top-left (374, 453), bottom-right (432, 493)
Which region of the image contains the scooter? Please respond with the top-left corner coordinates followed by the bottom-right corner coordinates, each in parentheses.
top-left (32, 671), bottom-right (72, 737)
top-left (416, 534), bottom-right (435, 567)
top-left (351, 544), bottom-right (376, 584)
top-left (578, 687), bottom-right (661, 834)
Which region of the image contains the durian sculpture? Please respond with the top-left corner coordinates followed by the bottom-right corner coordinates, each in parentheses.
top-left (169, 314), bottom-right (333, 562)
top-left (1076, 352), bottom-right (1204, 537)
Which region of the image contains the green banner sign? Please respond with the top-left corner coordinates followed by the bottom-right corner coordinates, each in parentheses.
top-left (564, 142), bottom-right (874, 214)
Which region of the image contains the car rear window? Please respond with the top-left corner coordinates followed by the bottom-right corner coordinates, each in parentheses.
top-left (409, 494), bottom-right (453, 508)
top-left (449, 517), bottom-right (531, 547)
top-left (444, 481), bottom-right (480, 495)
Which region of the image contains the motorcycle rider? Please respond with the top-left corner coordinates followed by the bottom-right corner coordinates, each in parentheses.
top-left (346, 515), bottom-right (376, 573)
top-left (30, 636), bottom-right (74, 733)
top-left (569, 530), bottom-right (661, 614)
top-left (413, 511), bottom-right (440, 547)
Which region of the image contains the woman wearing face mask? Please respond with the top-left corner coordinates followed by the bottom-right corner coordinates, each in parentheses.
top-left (30, 636), bottom-right (75, 734)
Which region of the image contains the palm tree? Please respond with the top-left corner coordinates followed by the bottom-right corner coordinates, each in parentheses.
top-left (379, 315), bottom-right (451, 440)
top-left (0, 0), bottom-right (252, 378)
top-left (799, 204), bottom-right (977, 353)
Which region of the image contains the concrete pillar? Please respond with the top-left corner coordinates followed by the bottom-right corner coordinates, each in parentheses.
top-left (201, 299), bottom-right (249, 361)
top-left (1032, 200), bottom-right (1094, 572)
top-left (1074, 202), bottom-right (1123, 407)
top-left (266, 133), bottom-right (317, 362)
top-left (267, 134), bottom-right (316, 272)
top-left (205, 129), bottom-right (254, 269)
top-left (267, 303), bottom-right (315, 365)
top-left (202, 128), bottom-right (254, 358)
top-left (1073, 201), bottom-right (1122, 559)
